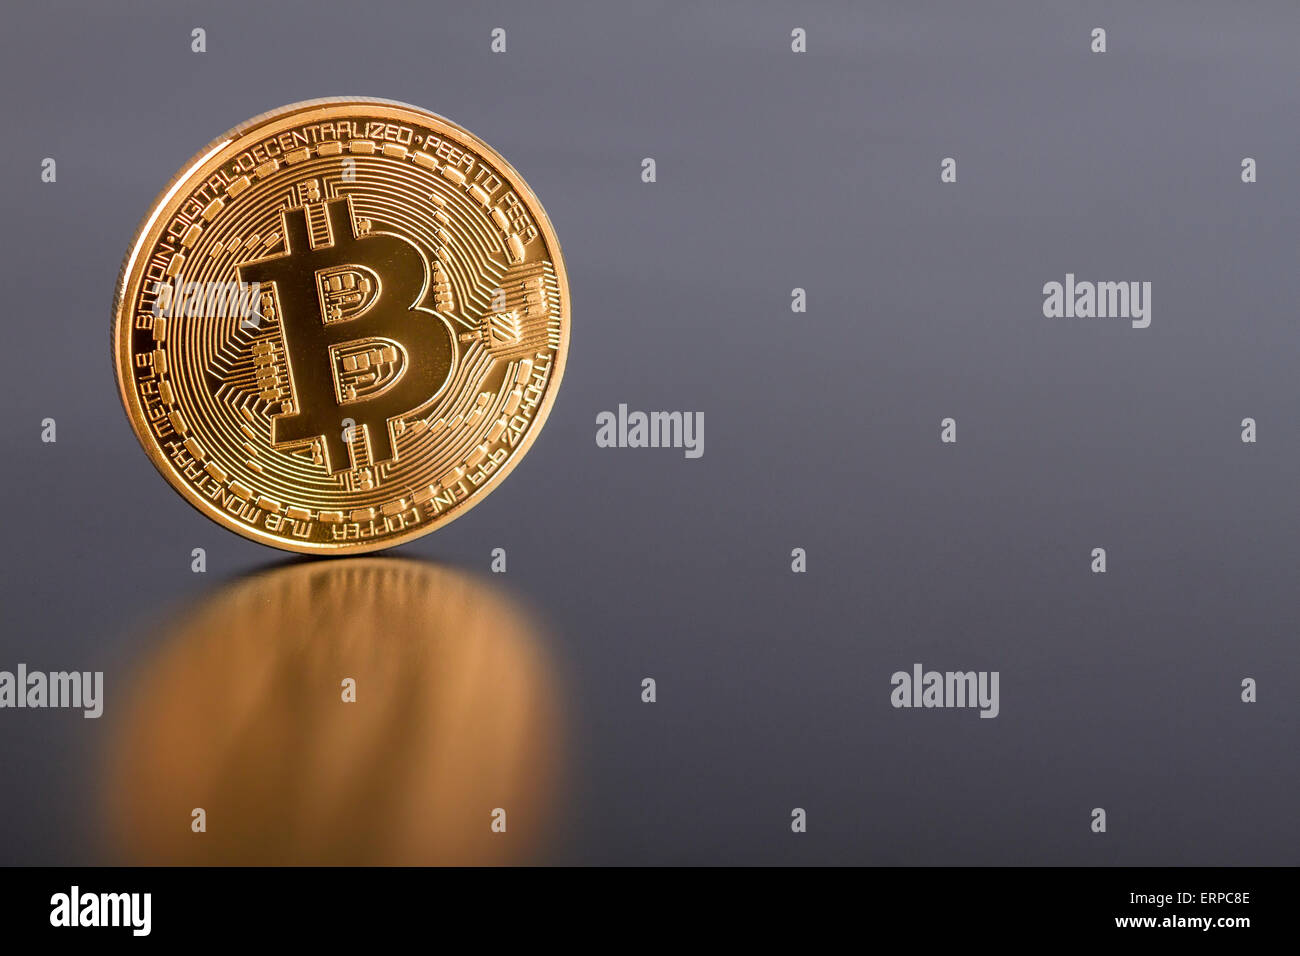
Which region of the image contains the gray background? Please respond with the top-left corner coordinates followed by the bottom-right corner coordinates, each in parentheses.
top-left (1, 0), bottom-right (1296, 865)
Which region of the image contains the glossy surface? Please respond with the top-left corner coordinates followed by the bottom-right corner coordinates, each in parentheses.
top-left (107, 559), bottom-right (563, 864)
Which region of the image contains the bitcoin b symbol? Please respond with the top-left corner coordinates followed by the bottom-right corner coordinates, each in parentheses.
top-left (237, 197), bottom-right (456, 474)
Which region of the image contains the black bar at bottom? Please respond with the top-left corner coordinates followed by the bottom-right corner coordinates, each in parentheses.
top-left (0, 866), bottom-right (1280, 942)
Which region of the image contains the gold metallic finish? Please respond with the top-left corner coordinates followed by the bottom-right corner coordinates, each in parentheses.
top-left (113, 98), bottom-right (569, 553)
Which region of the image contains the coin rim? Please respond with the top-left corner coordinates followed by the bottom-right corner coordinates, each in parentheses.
top-left (112, 97), bottom-right (570, 554)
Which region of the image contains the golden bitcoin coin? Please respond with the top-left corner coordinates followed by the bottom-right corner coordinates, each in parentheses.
top-left (113, 98), bottom-right (569, 553)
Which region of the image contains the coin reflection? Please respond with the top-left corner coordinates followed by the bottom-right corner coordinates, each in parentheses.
top-left (107, 559), bottom-right (564, 865)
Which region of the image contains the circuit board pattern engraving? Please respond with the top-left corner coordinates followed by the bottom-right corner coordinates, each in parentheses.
top-left (113, 99), bottom-right (569, 553)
